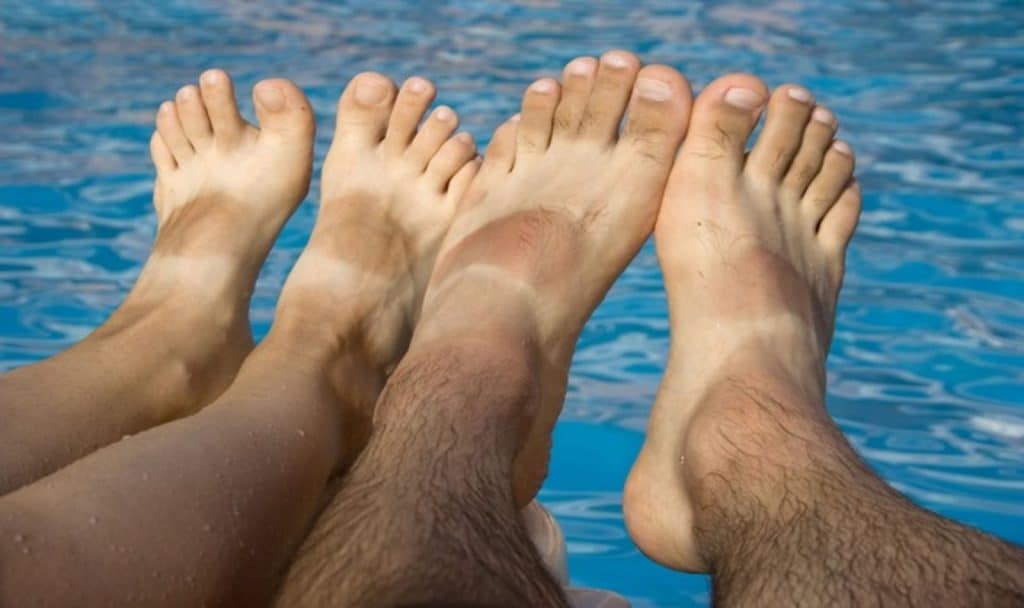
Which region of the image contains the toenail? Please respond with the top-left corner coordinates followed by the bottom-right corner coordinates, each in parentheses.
top-left (405, 77), bottom-right (430, 94)
top-left (529, 79), bottom-right (557, 94)
top-left (354, 78), bottom-right (389, 105)
top-left (159, 101), bottom-right (173, 114)
top-left (434, 106), bottom-right (455, 122)
top-left (812, 107), bottom-right (836, 126)
top-left (201, 70), bottom-right (224, 86)
top-left (787, 87), bottom-right (813, 103)
top-left (832, 140), bottom-right (852, 156)
top-left (723, 87), bottom-right (765, 110)
top-left (455, 132), bottom-right (474, 145)
top-left (602, 52), bottom-right (633, 69)
top-left (255, 83), bottom-right (286, 111)
top-left (177, 86), bottom-right (195, 100)
top-left (509, 113), bottom-right (521, 122)
top-left (636, 78), bottom-right (673, 102)
top-left (566, 58), bottom-right (597, 77)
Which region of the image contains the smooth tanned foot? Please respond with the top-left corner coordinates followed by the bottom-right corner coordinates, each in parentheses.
top-left (623, 76), bottom-right (861, 572)
top-left (107, 70), bottom-right (314, 419)
top-left (271, 72), bottom-right (478, 466)
top-left (414, 52), bottom-right (694, 504)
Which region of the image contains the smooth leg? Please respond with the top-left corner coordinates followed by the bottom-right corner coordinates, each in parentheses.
top-left (0, 72), bottom-right (476, 606)
top-left (0, 70), bottom-right (315, 495)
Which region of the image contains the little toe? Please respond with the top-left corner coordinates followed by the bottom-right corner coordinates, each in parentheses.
top-left (746, 84), bottom-right (814, 186)
top-left (781, 105), bottom-right (838, 197)
top-left (175, 85), bottom-right (212, 147)
top-left (406, 106), bottom-right (460, 171)
top-left (677, 73), bottom-right (768, 182)
top-left (149, 130), bottom-right (176, 175)
top-left (516, 78), bottom-right (561, 162)
top-left (446, 157), bottom-right (481, 203)
top-left (156, 101), bottom-right (194, 163)
top-left (577, 50), bottom-right (641, 142)
top-left (334, 72), bottom-right (398, 148)
top-left (803, 140), bottom-right (855, 227)
top-left (383, 76), bottom-right (437, 153)
top-left (199, 69), bottom-right (245, 142)
top-left (425, 132), bottom-right (477, 190)
top-left (552, 56), bottom-right (598, 139)
top-left (253, 79), bottom-right (315, 143)
top-left (480, 116), bottom-right (519, 176)
top-left (818, 181), bottom-right (862, 257)
top-left (618, 65), bottom-right (692, 174)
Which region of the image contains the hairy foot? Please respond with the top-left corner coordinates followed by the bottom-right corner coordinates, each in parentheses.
top-left (271, 73), bottom-right (478, 465)
top-left (102, 70), bottom-right (314, 418)
top-left (411, 52), bottom-right (693, 505)
top-left (623, 76), bottom-right (862, 572)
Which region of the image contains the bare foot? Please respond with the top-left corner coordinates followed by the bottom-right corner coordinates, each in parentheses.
top-left (414, 51), bottom-right (694, 505)
top-left (271, 72), bottom-right (478, 465)
top-left (623, 76), bottom-right (861, 572)
top-left (104, 70), bottom-right (315, 418)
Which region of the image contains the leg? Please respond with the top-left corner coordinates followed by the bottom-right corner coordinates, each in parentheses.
top-left (277, 52), bottom-right (694, 606)
top-left (0, 73), bottom-right (477, 606)
top-left (0, 71), bottom-right (313, 494)
top-left (623, 78), bottom-right (1024, 604)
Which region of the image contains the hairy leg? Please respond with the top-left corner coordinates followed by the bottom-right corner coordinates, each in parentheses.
top-left (0, 72), bottom-right (476, 607)
top-left (623, 77), bottom-right (1024, 605)
top-left (0, 70), bottom-right (313, 494)
top-left (277, 52), bottom-right (693, 607)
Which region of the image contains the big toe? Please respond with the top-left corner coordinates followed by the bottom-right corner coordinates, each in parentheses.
top-left (618, 65), bottom-right (692, 173)
top-left (676, 73), bottom-right (768, 184)
top-left (253, 79), bottom-right (315, 143)
top-left (333, 72), bottom-right (398, 149)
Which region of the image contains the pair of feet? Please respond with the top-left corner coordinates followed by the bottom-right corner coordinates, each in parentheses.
top-left (137, 50), bottom-right (859, 573)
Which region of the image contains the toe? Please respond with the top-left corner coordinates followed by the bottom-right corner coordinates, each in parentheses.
top-left (552, 56), bottom-right (598, 139)
top-left (334, 72), bottom-right (398, 148)
top-left (425, 132), bottom-right (477, 189)
top-left (677, 73), bottom-right (768, 181)
top-left (577, 50), bottom-right (641, 142)
top-left (253, 79), bottom-right (315, 142)
top-left (406, 105), bottom-right (459, 171)
top-left (516, 78), bottom-right (561, 162)
top-left (175, 85), bottom-right (212, 147)
top-left (199, 69), bottom-right (245, 142)
top-left (446, 157), bottom-right (481, 204)
top-left (149, 130), bottom-right (176, 174)
top-left (156, 101), bottom-right (194, 163)
top-left (818, 181), bottom-right (862, 257)
top-left (618, 65), bottom-right (692, 172)
top-left (781, 105), bottom-right (838, 197)
top-left (746, 84), bottom-right (814, 185)
top-left (480, 116), bottom-right (518, 176)
top-left (803, 140), bottom-right (855, 227)
top-left (383, 76), bottom-right (437, 153)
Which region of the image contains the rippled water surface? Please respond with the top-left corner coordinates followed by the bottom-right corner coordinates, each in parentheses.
top-left (2, 1), bottom-right (1023, 606)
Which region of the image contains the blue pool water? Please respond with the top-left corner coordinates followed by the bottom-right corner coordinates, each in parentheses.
top-left (1, 2), bottom-right (1022, 605)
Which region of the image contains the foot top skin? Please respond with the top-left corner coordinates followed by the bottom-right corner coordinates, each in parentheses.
top-left (417, 57), bottom-right (693, 506)
top-left (625, 77), bottom-right (862, 572)
top-left (273, 74), bottom-right (478, 466)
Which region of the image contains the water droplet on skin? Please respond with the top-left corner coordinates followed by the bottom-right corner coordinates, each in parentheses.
top-left (297, 429), bottom-right (306, 438)
top-left (202, 523), bottom-right (211, 532)
top-left (88, 516), bottom-right (97, 525)
top-left (141, 473), bottom-right (149, 481)
top-left (21, 547), bottom-right (29, 555)
top-left (13, 534), bottom-right (23, 543)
